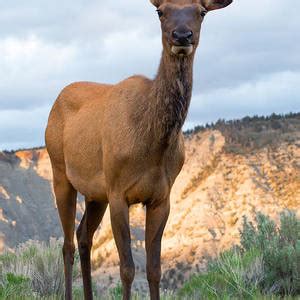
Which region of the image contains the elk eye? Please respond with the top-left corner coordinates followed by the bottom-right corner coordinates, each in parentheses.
top-left (200, 11), bottom-right (207, 17)
top-left (156, 9), bottom-right (163, 18)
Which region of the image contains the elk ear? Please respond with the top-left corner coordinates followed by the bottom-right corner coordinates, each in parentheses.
top-left (201, 0), bottom-right (233, 11)
top-left (150, 0), bottom-right (162, 8)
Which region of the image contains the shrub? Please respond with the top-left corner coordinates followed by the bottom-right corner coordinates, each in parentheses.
top-left (240, 211), bottom-right (300, 296)
top-left (0, 239), bottom-right (80, 298)
top-left (179, 247), bottom-right (263, 299)
top-left (180, 211), bottom-right (300, 299)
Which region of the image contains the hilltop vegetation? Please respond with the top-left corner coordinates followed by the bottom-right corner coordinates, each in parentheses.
top-left (185, 112), bottom-right (300, 153)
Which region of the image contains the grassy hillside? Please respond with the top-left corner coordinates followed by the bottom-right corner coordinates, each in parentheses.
top-left (0, 211), bottom-right (299, 299)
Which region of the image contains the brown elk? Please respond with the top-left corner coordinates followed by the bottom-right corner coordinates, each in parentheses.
top-left (45, 0), bottom-right (232, 299)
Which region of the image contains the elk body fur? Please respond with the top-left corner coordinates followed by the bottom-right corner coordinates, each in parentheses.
top-left (45, 0), bottom-right (232, 299)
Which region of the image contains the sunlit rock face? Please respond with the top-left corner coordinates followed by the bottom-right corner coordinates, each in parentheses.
top-left (0, 114), bottom-right (299, 291)
top-left (15, 149), bottom-right (53, 181)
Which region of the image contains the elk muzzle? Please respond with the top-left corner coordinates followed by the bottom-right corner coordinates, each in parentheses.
top-left (171, 30), bottom-right (194, 56)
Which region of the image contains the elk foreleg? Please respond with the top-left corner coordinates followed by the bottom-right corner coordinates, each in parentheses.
top-left (145, 199), bottom-right (170, 300)
top-left (109, 196), bottom-right (135, 300)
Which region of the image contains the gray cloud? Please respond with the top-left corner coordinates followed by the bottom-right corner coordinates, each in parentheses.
top-left (0, 0), bottom-right (299, 150)
top-left (0, 105), bottom-right (50, 150)
top-left (187, 71), bottom-right (300, 128)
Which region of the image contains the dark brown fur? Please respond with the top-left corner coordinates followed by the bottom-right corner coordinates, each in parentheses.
top-left (152, 52), bottom-right (193, 142)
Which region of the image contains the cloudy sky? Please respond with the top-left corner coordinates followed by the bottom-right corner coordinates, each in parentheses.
top-left (0, 0), bottom-right (299, 150)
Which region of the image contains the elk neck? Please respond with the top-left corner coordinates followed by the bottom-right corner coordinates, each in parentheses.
top-left (150, 49), bottom-right (194, 144)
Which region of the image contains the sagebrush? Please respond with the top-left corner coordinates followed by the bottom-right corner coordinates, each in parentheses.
top-left (180, 210), bottom-right (300, 299)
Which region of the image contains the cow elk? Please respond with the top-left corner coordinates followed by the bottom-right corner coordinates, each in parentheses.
top-left (45, 0), bottom-right (233, 299)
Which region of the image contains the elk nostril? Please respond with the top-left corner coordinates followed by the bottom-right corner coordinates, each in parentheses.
top-left (186, 31), bottom-right (193, 39)
top-left (172, 31), bottom-right (179, 39)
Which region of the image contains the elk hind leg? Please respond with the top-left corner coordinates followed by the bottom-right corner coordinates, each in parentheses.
top-left (76, 200), bottom-right (108, 300)
top-left (53, 171), bottom-right (77, 300)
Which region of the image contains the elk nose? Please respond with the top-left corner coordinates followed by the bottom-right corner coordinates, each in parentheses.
top-left (172, 30), bottom-right (193, 45)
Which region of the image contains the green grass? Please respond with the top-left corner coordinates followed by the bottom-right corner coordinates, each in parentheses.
top-left (0, 239), bottom-right (63, 298)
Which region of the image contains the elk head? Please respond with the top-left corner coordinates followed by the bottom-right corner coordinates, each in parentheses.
top-left (150, 0), bottom-right (233, 56)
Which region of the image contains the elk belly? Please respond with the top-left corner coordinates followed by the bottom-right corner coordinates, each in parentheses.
top-left (125, 168), bottom-right (170, 206)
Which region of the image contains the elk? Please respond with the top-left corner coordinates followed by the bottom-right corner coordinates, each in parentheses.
top-left (45, 0), bottom-right (232, 299)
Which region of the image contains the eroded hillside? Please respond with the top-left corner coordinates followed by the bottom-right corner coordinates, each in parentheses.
top-left (0, 114), bottom-right (299, 291)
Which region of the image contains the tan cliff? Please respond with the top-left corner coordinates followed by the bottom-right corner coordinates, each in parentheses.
top-left (0, 114), bottom-right (299, 290)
